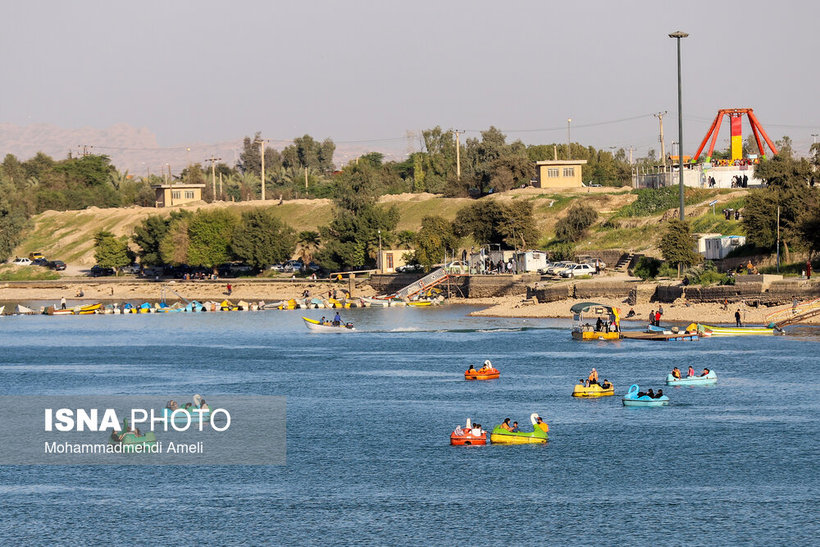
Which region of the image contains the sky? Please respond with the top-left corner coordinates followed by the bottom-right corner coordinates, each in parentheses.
top-left (2, 0), bottom-right (818, 159)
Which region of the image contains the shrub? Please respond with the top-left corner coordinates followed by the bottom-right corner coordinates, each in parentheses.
top-left (632, 256), bottom-right (662, 280)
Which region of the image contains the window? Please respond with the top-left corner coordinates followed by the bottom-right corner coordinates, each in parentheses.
top-left (563, 167), bottom-right (575, 177)
top-left (172, 191), bottom-right (181, 199)
top-left (547, 168), bottom-right (559, 178)
top-left (184, 191), bottom-right (194, 199)
top-left (386, 253), bottom-right (394, 269)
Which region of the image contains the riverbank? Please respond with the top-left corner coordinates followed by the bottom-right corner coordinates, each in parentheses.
top-left (0, 278), bottom-right (377, 309)
top-left (459, 295), bottom-right (820, 325)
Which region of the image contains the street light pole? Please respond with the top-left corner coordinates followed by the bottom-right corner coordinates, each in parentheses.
top-left (669, 30), bottom-right (688, 221)
top-left (567, 118), bottom-right (572, 159)
top-left (378, 229), bottom-right (382, 273)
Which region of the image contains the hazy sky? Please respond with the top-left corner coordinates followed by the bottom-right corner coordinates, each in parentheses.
top-left (2, 0), bottom-right (818, 158)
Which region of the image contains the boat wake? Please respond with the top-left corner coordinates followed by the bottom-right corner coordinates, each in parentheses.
top-left (375, 326), bottom-right (553, 334)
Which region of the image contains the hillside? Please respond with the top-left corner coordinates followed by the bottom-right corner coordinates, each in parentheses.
top-left (10, 186), bottom-right (747, 268)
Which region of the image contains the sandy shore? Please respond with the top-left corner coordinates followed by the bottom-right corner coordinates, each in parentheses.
top-left (460, 295), bottom-right (819, 326)
top-left (0, 279), bottom-right (377, 308)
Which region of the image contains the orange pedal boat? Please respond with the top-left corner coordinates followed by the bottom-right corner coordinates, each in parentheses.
top-left (464, 360), bottom-right (500, 380)
top-left (450, 419), bottom-right (487, 445)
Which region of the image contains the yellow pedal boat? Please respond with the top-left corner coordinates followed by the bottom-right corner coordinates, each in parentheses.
top-left (572, 383), bottom-right (614, 397)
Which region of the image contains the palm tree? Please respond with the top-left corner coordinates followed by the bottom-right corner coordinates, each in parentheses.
top-left (297, 230), bottom-right (321, 265)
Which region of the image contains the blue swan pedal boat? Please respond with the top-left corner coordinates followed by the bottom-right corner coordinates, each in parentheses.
top-left (622, 384), bottom-right (669, 406)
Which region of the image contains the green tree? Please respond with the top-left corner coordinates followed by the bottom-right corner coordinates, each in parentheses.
top-left (297, 230), bottom-right (321, 265)
top-left (231, 208), bottom-right (297, 269)
top-left (414, 216), bottom-right (460, 269)
top-left (186, 209), bottom-right (238, 270)
top-left (555, 204), bottom-right (598, 242)
top-left (94, 231), bottom-right (132, 273)
top-left (453, 200), bottom-right (538, 249)
top-left (659, 219), bottom-right (701, 269)
top-left (742, 154), bottom-right (814, 259)
top-left (133, 212), bottom-right (191, 265)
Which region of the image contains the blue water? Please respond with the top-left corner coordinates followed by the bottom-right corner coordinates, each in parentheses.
top-left (0, 307), bottom-right (818, 544)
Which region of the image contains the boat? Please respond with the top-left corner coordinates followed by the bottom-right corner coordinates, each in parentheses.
top-left (571, 302), bottom-right (621, 341)
top-left (14, 304), bottom-right (37, 315)
top-left (572, 382), bottom-right (614, 397)
top-left (687, 323), bottom-right (776, 337)
top-left (666, 370), bottom-right (717, 386)
top-left (302, 316), bottom-right (355, 332)
top-left (0, 305), bottom-right (4, 315)
top-left (162, 395), bottom-right (211, 424)
top-left (107, 419), bottom-right (157, 452)
top-left (45, 305), bottom-right (74, 316)
top-left (622, 384), bottom-right (669, 406)
top-left (464, 360), bottom-right (500, 380)
top-left (220, 300), bottom-right (239, 311)
top-left (490, 413), bottom-right (548, 444)
top-left (76, 302), bottom-right (102, 315)
top-left (407, 301), bottom-right (432, 307)
top-left (450, 419), bottom-right (487, 445)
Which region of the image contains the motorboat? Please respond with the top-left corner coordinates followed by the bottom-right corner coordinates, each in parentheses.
top-left (687, 323), bottom-right (776, 336)
top-left (622, 384), bottom-right (669, 406)
top-left (302, 316), bottom-right (355, 332)
top-left (571, 302), bottom-right (621, 341)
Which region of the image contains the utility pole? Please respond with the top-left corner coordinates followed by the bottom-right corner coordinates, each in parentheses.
top-left (654, 111), bottom-right (668, 165)
top-left (567, 118), bottom-right (572, 159)
top-left (628, 146), bottom-right (636, 165)
top-left (454, 130), bottom-right (463, 181)
top-left (304, 167), bottom-right (308, 190)
top-left (207, 156), bottom-right (222, 200)
top-left (776, 206), bottom-right (781, 273)
top-left (259, 139), bottom-right (265, 201)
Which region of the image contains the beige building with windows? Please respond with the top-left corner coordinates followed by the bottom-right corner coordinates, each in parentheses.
top-left (152, 183), bottom-right (206, 207)
top-left (534, 160), bottom-right (587, 188)
top-left (377, 249), bottom-right (412, 273)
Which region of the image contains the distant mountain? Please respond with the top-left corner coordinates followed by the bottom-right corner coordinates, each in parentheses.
top-left (0, 123), bottom-right (406, 174)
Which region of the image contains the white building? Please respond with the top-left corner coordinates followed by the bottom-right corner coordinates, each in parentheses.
top-left (515, 250), bottom-right (548, 273)
top-left (702, 235), bottom-right (746, 260)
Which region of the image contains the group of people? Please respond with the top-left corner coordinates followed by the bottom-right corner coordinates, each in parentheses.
top-left (636, 388), bottom-right (665, 399)
top-left (671, 366), bottom-right (711, 378)
top-left (165, 397), bottom-right (210, 412)
top-left (648, 306), bottom-right (664, 326)
top-left (320, 312), bottom-right (344, 326)
top-left (467, 360), bottom-right (496, 373)
top-left (580, 368), bottom-right (612, 389)
top-left (454, 419), bottom-right (485, 437)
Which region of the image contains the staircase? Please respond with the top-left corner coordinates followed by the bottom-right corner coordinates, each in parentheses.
top-left (614, 253), bottom-right (634, 272)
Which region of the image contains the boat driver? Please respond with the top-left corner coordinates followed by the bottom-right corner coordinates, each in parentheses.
top-left (333, 312), bottom-right (342, 326)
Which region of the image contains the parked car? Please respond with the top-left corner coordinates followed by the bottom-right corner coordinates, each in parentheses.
top-left (89, 265), bottom-right (115, 277)
top-left (545, 261), bottom-right (571, 275)
top-left (12, 257), bottom-right (32, 266)
top-left (268, 263), bottom-right (285, 272)
top-left (396, 264), bottom-right (423, 273)
top-left (31, 258), bottom-right (50, 267)
top-left (538, 261), bottom-right (556, 275)
top-left (28, 252), bottom-right (45, 260)
top-left (48, 260), bottom-right (66, 271)
top-left (282, 260), bottom-right (304, 273)
top-left (121, 263), bottom-right (141, 275)
top-left (561, 263), bottom-right (595, 278)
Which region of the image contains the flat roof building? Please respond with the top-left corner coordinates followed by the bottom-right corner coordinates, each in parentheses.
top-left (534, 160), bottom-right (588, 188)
top-left (152, 183), bottom-right (206, 207)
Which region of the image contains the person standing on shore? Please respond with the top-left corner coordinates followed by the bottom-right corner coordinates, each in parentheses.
top-left (60, 296), bottom-right (66, 310)
top-left (649, 309), bottom-right (655, 326)
top-left (735, 309), bottom-right (742, 327)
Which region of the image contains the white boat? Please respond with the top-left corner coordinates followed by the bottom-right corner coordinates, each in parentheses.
top-left (666, 370), bottom-right (717, 386)
top-left (302, 316), bottom-right (355, 333)
top-left (14, 304), bottom-right (36, 315)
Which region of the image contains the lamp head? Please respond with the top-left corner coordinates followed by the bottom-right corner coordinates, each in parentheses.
top-left (668, 31), bottom-right (689, 39)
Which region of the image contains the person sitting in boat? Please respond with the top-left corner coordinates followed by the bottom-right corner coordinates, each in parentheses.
top-left (687, 365), bottom-right (695, 377)
top-left (183, 402), bottom-right (193, 410)
top-left (471, 423), bottom-right (483, 436)
top-left (595, 318), bottom-right (603, 332)
top-left (700, 368), bottom-right (710, 377)
top-left (645, 388), bottom-right (655, 399)
top-left (500, 418), bottom-right (512, 431)
top-left (588, 368), bottom-right (599, 386)
top-left (467, 364), bottom-right (477, 373)
top-left (535, 416), bottom-right (549, 433)
top-left (671, 367), bottom-right (681, 379)
top-left (653, 389), bottom-right (664, 399)
top-left (199, 398), bottom-right (209, 411)
top-left (333, 312), bottom-right (342, 326)
top-left (480, 359), bottom-right (493, 371)
top-left (166, 400), bottom-right (178, 410)
top-left (510, 421), bottom-right (519, 432)
top-left (601, 379), bottom-right (612, 390)
top-left (636, 390), bottom-right (646, 398)
top-left (320, 315), bottom-right (328, 325)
